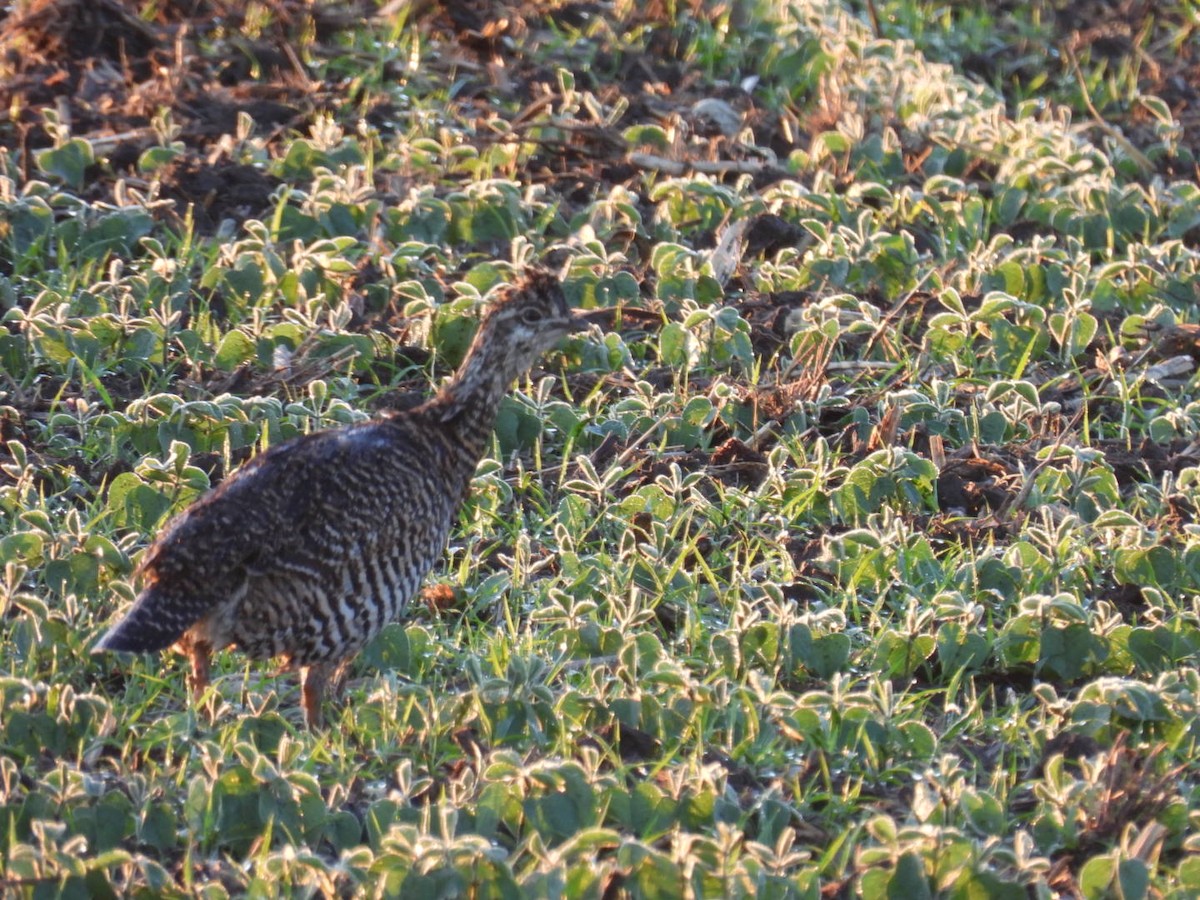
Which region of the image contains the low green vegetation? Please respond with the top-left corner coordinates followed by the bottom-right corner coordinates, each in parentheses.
top-left (2, 0), bottom-right (1200, 896)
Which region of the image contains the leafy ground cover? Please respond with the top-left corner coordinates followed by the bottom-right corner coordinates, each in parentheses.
top-left (2, 0), bottom-right (1200, 896)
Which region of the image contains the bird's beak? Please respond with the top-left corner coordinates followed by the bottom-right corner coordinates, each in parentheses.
top-left (570, 308), bottom-right (608, 330)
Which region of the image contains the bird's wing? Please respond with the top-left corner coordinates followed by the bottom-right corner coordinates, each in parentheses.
top-left (145, 420), bottom-right (442, 585)
top-left (99, 420), bottom-right (443, 654)
top-left (106, 429), bottom-right (366, 642)
top-left (140, 439), bottom-right (315, 581)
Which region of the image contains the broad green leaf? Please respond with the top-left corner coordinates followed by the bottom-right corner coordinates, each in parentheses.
top-left (890, 852), bottom-right (933, 900)
top-left (35, 138), bottom-right (94, 189)
top-left (214, 330), bottom-right (256, 371)
top-left (1038, 623), bottom-right (1107, 683)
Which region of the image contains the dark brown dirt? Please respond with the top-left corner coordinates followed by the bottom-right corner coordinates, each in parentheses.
top-left (936, 457), bottom-right (1011, 516)
top-left (157, 156), bottom-right (283, 233)
top-left (0, 0), bottom-right (785, 236)
top-left (0, 0), bottom-right (358, 228)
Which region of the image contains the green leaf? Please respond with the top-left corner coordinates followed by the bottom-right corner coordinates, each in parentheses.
top-left (432, 312), bottom-right (478, 369)
top-left (990, 319), bottom-right (1048, 378)
top-left (1093, 510), bottom-right (1141, 528)
top-left (524, 791), bottom-right (583, 844)
top-left (139, 802), bottom-right (178, 853)
top-left (960, 790), bottom-right (1005, 836)
top-left (137, 145), bottom-right (183, 172)
top-left (1075, 679), bottom-right (1171, 724)
top-left (1127, 625), bottom-right (1200, 673)
top-left (1117, 858), bottom-right (1149, 900)
top-left (105, 472), bottom-right (173, 532)
top-left (1079, 854), bottom-right (1116, 899)
top-left (890, 852), bottom-right (932, 900)
top-left (1038, 623), bottom-right (1107, 683)
top-left (361, 623), bottom-right (412, 673)
top-left (996, 613), bottom-right (1040, 667)
top-left (494, 397), bottom-right (543, 455)
top-left (623, 843), bottom-right (684, 900)
top-left (623, 124), bottom-right (670, 150)
top-left (950, 870), bottom-right (1026, 900)
top-left (1113, 546), bottom-right (1178, 588)
top-left (658, 321), bottom-right (695, 369)
top-left (35, 138), bottom-right (94, 189)
top-left (936, 622), bottom-right (990, 674)
top-left (628, 782), bottom-right (678, 839)
top-left (991, 261), bottom-right (1025, 297)
top-left (0, 531), bottom-right (44, 563)
top-left (214, 330), bottom-right (256, 371)
top-left (790, 625), bottom-right (851, 678)
top-left (820, 132), bottom-right (852, 154)
top-left (741, 622), bottom-right (779, 668)
top-left (1178, 856), bottom-right (1200, 891)
top-left (873, 631), bottom-right (935, 678)
top-left (860, 869), bottom-right (890, 900)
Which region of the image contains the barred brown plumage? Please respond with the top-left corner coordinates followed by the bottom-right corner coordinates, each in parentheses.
top-left (94, 269), bottom-right (586, 728)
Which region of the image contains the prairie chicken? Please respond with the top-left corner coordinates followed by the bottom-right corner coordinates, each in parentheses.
top-left (95, 269), bottom-right (586, 727)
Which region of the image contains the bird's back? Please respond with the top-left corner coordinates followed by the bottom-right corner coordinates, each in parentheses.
top-left (97, 409), bottom-right (466, 664)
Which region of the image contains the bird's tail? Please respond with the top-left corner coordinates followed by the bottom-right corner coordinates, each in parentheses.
top-left (93, 585), bottom-right (195, 654)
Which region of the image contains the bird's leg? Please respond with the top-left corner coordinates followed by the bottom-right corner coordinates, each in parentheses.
top-left (328, 657), bottom-right (353, 699)
top-left (300, 663), bottom-right (330, 730)
top-left (184, 638), bottom-right (215, 722)
top-left (187, 639), bottom-right (212, 697)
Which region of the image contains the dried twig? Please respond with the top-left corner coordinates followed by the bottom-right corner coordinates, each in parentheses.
top-left (1064, 44), bottom-right (1153, 176)
top-left (708, 216), bottom-right (750, 287)
top-left (628, 152), bottom-right (787, 178)
top-left (996, 407), bottom-right (1085, 525)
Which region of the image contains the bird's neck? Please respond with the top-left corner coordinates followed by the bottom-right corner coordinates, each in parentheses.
top-left (426, 337), bottom-right (519, 457)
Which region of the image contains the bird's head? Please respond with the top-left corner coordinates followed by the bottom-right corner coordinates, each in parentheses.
top-left (472, 269), bottom-right (589, 377)
top-left (433, 268), bottom-right (597, 425)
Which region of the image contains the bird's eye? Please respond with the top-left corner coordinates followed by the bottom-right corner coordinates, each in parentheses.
top-left (520, 308), bottom-right (544, 326)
